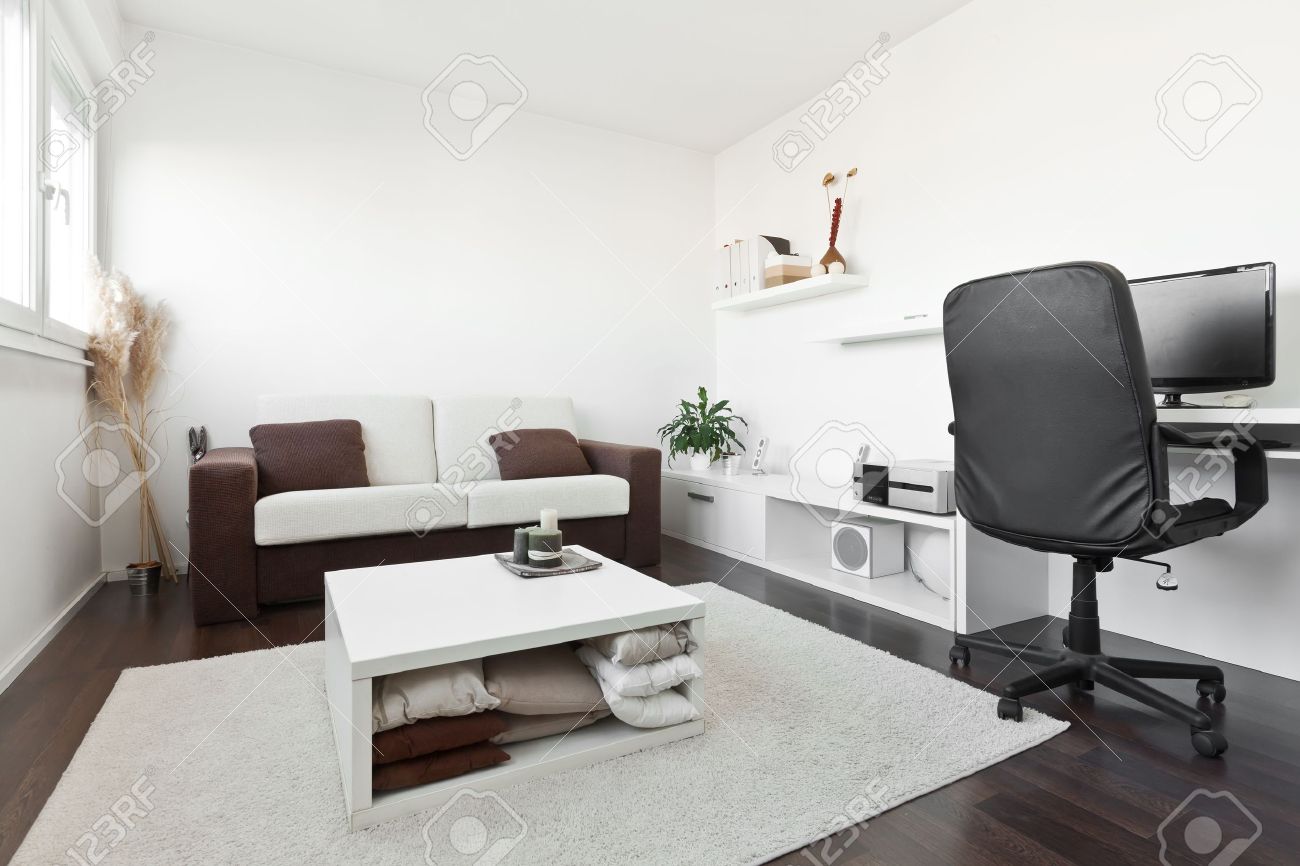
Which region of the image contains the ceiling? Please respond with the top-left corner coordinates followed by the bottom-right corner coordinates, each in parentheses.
top-left (116, 0), bottom-right (971, 153)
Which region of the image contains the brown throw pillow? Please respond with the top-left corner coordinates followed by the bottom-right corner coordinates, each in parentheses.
top-left (249, 419), bottom-right (369, 498)
top-left (490, 428), bottom-right (592, 481)
top-left (372, 712), bottom-right (509, 765)
top-left (371, 742), bottom-right (510, 791)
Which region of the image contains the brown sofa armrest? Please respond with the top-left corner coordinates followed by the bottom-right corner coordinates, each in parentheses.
top-left (188, 447), bottom-right (259, 625)
top-left (580, 440), bottom-right (661, 567)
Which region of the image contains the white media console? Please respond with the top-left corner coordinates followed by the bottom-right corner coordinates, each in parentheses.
top-left (661, 467), bottom-right (1049, 634)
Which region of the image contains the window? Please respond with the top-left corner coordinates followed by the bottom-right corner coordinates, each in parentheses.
top-left (0, 0), bottom-right (96, 347)
top-left (1, 0), bottom-right (35, 329)
top-left (44, 36), bottom-right (94, 336)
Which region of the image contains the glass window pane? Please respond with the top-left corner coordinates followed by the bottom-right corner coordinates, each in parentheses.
top-left (45, 43), bottom-right (92, 332)
top-left (1, 0), bottom-right (30, 310)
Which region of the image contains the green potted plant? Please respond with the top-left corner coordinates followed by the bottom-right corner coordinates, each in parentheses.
top-left (657, 386), bottom-right (747, 471)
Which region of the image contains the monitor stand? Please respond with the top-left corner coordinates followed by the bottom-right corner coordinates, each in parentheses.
top-left (1159, 393), bottom-right (1210, 408)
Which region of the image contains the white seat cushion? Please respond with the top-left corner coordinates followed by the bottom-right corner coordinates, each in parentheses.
top-left (433, 396), bottom-right (578, 484)
top-left (257, 394), bottom-right (436, 485)
top-left (255, 483), bottom-right (468, 545)
top-left (466, 475), bottom-right (629, 529)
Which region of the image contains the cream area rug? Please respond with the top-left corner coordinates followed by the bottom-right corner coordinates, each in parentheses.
top-left (13, 584), bottom-right (1066, 865)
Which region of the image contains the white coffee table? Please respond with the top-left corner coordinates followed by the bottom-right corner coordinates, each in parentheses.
top-left (324, 545), bottom-right (706, 830)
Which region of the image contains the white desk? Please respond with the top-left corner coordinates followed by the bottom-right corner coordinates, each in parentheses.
top-left (1156, 407), bottom-right (1300, 425)
top-left (1157, 406), bottom-right (1300, 460)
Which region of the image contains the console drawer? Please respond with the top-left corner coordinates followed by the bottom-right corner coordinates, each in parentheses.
top-left (662, 477), bottom-right (765, 558)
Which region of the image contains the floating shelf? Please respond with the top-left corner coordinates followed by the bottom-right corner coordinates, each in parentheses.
top-left (711, 274), bottom-right (868, 312)
top-left (812, 314), bottom-right (942, 345)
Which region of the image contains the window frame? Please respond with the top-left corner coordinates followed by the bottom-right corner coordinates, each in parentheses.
top-left (0, 0), bottom-right (96, 353)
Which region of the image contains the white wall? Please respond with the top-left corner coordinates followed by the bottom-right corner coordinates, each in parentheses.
top-left (0, 0), bottom-right (122, 693)
top-left (0, 350), bottom-right (103, 690)
top-left (712, 0), bottom-right (1300, 676)
top-left (104, 28), bottom-right (718, 568)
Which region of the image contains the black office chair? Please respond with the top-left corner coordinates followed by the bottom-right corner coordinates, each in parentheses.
top-left (943, 261), bottom-right (1268, 757)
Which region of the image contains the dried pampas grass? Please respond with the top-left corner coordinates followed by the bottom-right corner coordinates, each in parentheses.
top-left (87, 260), bottom-right (178, 581)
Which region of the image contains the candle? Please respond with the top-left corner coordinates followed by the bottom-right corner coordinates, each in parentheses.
top-left (528, 528), bottom-right (564, 568)
top-left (513, 526), bottom-right (535, 564)
top-left (539, 507), bottom-right (559, 532)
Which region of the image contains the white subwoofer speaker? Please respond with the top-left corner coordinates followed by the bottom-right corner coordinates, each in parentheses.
top-left (830, 517), bottom-right (905, 578)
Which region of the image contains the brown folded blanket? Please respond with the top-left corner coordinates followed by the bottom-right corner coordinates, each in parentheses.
top-left (372, 712), bottom-right (510, 765)
top-left (371, 742), bottom-right (511, 791)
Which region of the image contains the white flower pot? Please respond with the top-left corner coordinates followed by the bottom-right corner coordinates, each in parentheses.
top-left (689, 452), bottom-right (712, 471)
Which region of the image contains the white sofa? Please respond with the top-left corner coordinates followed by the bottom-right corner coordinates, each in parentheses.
top-left (188, 394), bottom-right (661, 624)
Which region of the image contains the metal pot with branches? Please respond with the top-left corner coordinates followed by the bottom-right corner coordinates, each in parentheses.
top-left (86, 262), bottom-right (177, 595)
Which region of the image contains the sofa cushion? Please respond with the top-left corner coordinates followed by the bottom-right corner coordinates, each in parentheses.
top-left (372, 712), bottom-right (510, 765)
top-left (257, 394), bottom-right (436, 485)
top-left (370, 742), bottom-right (511, 791)
top-left (491, 428), bottom-right (592, 481)
top-left (433, 396), bottom-right (577, 483)
top-left (466, 475), bottom-right (629, 529)
top-left (483, 645), bottom-right (608, 715)
top-left (249, 419), bottom-right (369, 498)
top-left (254, 483), bottom-right (469, 545)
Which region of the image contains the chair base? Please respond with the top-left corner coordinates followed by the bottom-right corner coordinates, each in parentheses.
top-left (949, 557), bottom-right (1228, 758)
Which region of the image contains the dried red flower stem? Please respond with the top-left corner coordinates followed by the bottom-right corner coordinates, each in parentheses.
top-left (828, 197), bottom-right (842, 246)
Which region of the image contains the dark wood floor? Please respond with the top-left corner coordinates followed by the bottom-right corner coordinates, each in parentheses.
top-left (2, 536), bottom-right (1297, 864)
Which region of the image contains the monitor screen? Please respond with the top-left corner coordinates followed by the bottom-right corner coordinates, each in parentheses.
top-left (1129, 263), bottom-right (1275, 394)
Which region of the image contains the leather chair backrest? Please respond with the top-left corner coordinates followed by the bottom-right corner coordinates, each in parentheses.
top-left (943, 262), bottom-right (1161, 554)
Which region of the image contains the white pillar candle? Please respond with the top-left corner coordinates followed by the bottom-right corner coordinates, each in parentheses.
top-left (539, 507), bottom-right (559, 532)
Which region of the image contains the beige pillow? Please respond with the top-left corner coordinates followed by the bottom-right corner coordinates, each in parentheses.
top-left (483, 645), bottom-right (607, 715)
top-left (585, 623), bottom-right (697, 666)
top-left (372, 659), bottom-right (500, 733)
top-left (490, 710), bottom-right (610, 745)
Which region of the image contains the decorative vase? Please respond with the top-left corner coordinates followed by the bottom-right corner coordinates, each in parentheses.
top-left (689, 452), bottom-right (712, 472)
top-left (720, 453), bottom-right (741, 475)
top-left (127, 561), bottom-right (162, 596)
top-left (820, 245), bottom-right (846, 273)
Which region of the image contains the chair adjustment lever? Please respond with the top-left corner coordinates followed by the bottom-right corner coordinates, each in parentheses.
top-left (1130, 556), bottom-right (1177, 590)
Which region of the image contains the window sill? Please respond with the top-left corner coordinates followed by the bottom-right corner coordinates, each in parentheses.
top-left (0, 325), bottom-right (92, 367)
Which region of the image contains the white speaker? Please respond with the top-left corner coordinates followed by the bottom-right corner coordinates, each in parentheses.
top-left (750, 436), bottom-right (768, 474)
top-left (830, 517), bottom-right (904, 578)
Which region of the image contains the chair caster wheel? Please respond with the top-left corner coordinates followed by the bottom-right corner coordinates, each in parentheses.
top-left (1073, 679), bottom-right (1094, 691)
top-left (1191, 729), bottom-right (1228, 758)
top-left (1062, 625), bottom-right (1070, 649)
top-left (949, 645), bottom-right (970, 666)
top-left (997, 697), bottom-right (1023, 722)
top-left (1196, 680), bottom-right (1226, 702)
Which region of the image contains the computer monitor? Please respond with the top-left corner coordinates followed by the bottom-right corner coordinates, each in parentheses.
top-left (1129, 262), bottom-right (1276, 407)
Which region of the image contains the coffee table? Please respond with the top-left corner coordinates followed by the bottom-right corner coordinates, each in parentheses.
top-left (324, 545), bottom-right (706, 830)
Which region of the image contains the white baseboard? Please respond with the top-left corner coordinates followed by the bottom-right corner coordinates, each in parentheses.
top-left (0, 573), bottom-right (107, 695)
